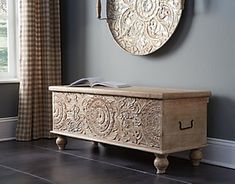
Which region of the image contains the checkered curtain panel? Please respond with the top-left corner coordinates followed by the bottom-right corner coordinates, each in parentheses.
top-left (16, 0), bottom-right (61, 141)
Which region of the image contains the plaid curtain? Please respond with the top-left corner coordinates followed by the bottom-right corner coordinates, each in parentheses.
top-left (16, 0), bottom-right (61, 141)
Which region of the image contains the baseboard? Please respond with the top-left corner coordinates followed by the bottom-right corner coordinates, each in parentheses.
top-left (0, 117), bottom-right (17, 141)
top-left (172, 138), bottom-right (235, 170)
top-left (0, 117), bottom-right (235, 170)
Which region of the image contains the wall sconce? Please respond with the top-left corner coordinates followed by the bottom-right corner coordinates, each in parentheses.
top-left (96, 0), bottom-right (102, 19)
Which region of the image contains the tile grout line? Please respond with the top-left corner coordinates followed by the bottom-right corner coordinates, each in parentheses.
top-left (32, 144), bottom-right (191, 184)
top-left (0, 163), bottom-right (56, 184)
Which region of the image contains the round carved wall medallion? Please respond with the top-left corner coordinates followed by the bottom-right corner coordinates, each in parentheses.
top-left (107, 0), bottom-right (184, 55)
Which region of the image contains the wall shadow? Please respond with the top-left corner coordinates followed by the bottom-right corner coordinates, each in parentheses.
top-left (207, 95), bottom-right (235, 141)
top-left (60, 0), bottom-right (87, 84)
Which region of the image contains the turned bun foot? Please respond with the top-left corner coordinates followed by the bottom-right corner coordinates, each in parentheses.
top-left (93, 141), bottom-right (98, 148)
top-left (56, 136), bottom-right (67, 150)
top-left (190, 149), bottom-right (202, 166)
top-left (154, 154), bottom-right (169, 174)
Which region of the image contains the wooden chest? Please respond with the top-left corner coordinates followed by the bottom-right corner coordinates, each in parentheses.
top-left (49, 86), bottom-right (211, 174)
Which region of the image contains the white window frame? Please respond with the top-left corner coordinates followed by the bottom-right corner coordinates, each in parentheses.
top-left (0, 0), bottom-right (19, 82)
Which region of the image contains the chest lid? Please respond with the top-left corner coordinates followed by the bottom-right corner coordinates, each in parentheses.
top-left (49, 86), bottom-right (211, 100)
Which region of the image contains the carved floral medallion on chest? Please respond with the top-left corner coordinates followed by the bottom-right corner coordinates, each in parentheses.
top-left (53, 92), bottom-right (162, 150)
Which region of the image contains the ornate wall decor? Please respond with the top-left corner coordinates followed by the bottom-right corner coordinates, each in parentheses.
top-left (52, 92), bottom-right (162, 149)
top-left (106, 0), bottom-right (184, 55)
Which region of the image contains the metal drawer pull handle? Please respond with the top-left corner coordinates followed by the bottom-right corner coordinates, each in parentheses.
top-left (179, 120), bottom-right (194, 130)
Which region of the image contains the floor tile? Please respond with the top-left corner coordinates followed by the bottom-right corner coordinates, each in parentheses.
top-left (0, 139), bottom-right (235, 184)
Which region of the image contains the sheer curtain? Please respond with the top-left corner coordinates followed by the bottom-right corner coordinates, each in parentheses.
top-left (16, 0), bottom-right (61, 141)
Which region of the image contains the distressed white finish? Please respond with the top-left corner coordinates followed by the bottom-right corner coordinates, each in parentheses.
top-left (107, 0), bottom-right (184, 55)
top-left (50, 86), bottom-right (211, 174)
top-left (52, 92), bottom-right (162, 150)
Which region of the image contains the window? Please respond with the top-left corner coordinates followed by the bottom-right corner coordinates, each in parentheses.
top-left (0, 0), bottom-right (18, 81)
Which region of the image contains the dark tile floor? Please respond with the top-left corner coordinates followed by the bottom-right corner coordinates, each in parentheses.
top-left (0, 138), bottom-right (235, 184)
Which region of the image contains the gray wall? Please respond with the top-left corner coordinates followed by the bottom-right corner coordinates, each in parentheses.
top-left (0, 84), bottom-right (19, 118)
top-left (61, 0), bottom-right (235, 141)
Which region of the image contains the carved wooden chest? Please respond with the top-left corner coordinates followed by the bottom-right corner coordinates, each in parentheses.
top-left (49, 86), bottom-right (211, 174)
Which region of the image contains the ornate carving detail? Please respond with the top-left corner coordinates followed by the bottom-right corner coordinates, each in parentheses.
top-left (107, 0), bottom-right (184, 55)
top-left (141, 101), bottom-right (162, 147)
top-left (85, 97), bottom-right (115, 137)
top-left (53, 93), bottom-right (67, 130)
top-left (52, 92), bottom-right (162, 149)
